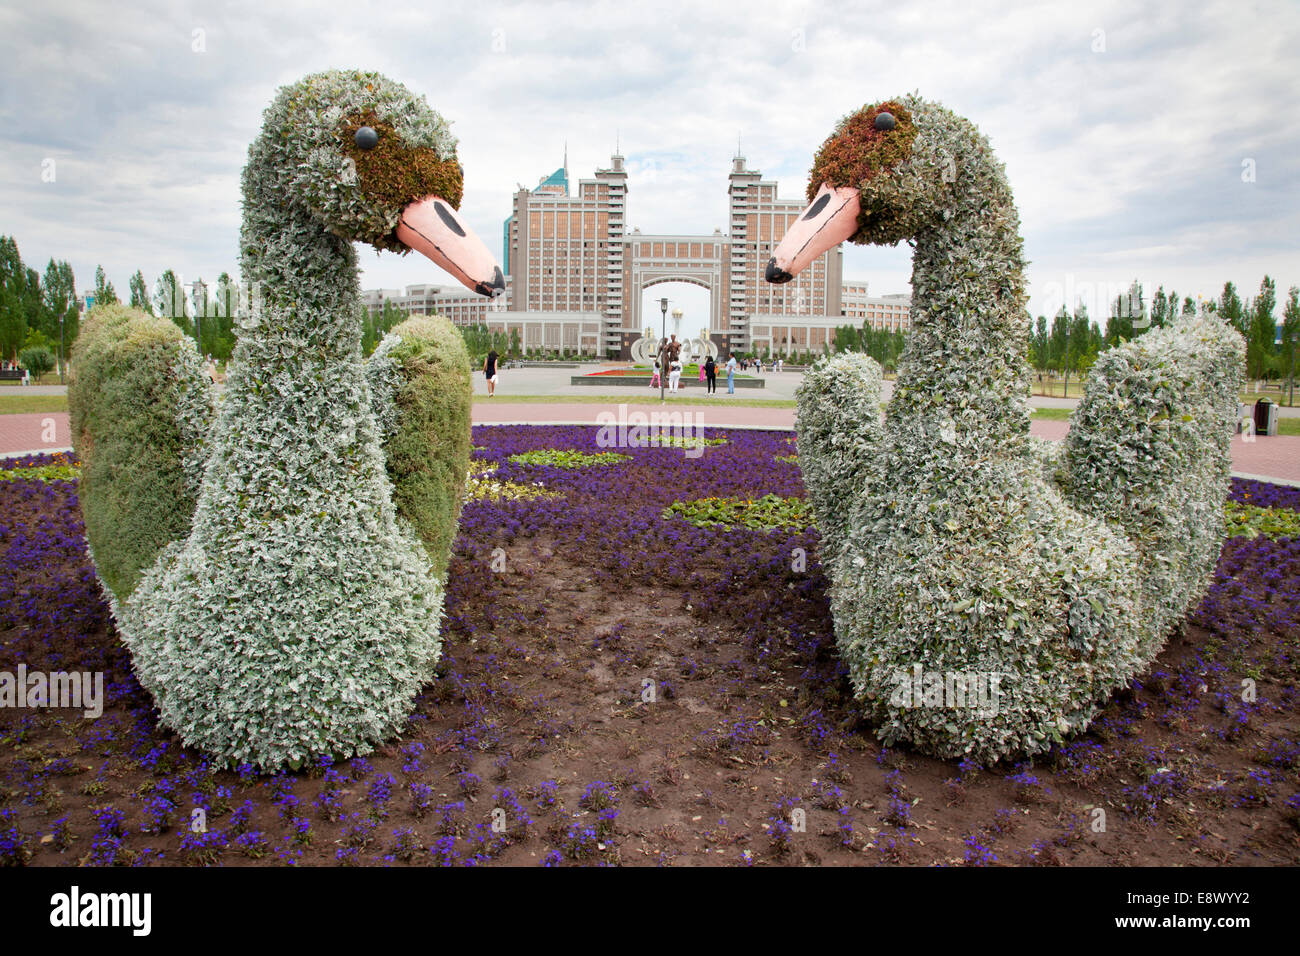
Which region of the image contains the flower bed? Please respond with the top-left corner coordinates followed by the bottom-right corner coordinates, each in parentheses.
top-left (1, 432), bottom-right (1297, 867)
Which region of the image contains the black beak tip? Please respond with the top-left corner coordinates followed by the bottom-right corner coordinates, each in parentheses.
top-left (765, 257), bottom-right (793, 284)
top-left (476, 266), bottom-right (506, 298)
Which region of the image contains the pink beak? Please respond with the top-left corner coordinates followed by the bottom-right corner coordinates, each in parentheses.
top-left (765, 183), bottom-right (862, 283)
top-left (395, 195), bottom-right (505, 297)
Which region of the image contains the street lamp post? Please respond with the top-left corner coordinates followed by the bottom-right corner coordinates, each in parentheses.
top-left (59, 314), bottom-right (64, 385)
top-left (659, 296), bottom-right (668, 404)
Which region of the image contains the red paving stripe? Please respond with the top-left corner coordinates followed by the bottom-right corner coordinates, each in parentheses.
top-left (0, 412), bottom-right (71, 457)
top-left (6, 408), bottom-right (1297, 483)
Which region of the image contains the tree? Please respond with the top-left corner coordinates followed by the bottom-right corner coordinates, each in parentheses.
top-left (1048, 306), bottom-right (1069, 376)
top-left (1245, 275), bottom-right (1276, 381)
top-left (1282, 285), bottom-right (1299, 406)
top-left (1104, 280), bottom-right (1144, 346)
top-left (1031, 314), bottom-right (1049, 374)
top-left (153, 269), bottom-right (188, 329)
top-left (206, 272), bottom-right (237, 361)
top-left (93, 265), bottom-right (119, 306)
top-left (18, 345), bottom-right (55, 382)
top-left (1069, 302), bottom-right (1094, 377)
top-left (0, 236), bottom-right (28, 362)
top-left (129, 270), bottom-right (153, 314)
top-left (42, 259), bottom-right (77, 372)
top-left (1154, 283), bottom-right (1175, 329)
top-left (1218, 282), bottom-right (1246, 336)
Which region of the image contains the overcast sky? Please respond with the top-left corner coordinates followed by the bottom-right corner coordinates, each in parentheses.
top-left (2, 0), bottom-right (1297, 325)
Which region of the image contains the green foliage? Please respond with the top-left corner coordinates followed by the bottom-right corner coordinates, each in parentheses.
top-left (1223, 501), bottom-right (1300, 539)
top-left (18, 345), bottom-right (54, 379)
top-left (0, 236), bottom-right (30, 361)
top-left (460, 322), bottom-right (513, 366)
top-left (68, 303), bottom-right (215, 601)
top-left (361, 299), bottom-right (405, 356)
top-left (646, 434), bottom-right (728, 449)
top-left (367, 314), bottom-right (473, 580)
top-left (464, 463), bottom-right (561, 501)
top-left (93, 265), bottom-right (119, 306)
top-left (129, 270), bottom-right (152, 314)
top-left (507, 448), bottom-right (630, 468)
top-left (1062, 312), bottom-right (1245, 665)
top-left (663, 494), bottom-right (811, 531)
top-left (795, 351), bottom-right (884, 563)
top-left (0, 459), bottom-right (80, 483)
top-left (829, 322), bottom-right (907, 370)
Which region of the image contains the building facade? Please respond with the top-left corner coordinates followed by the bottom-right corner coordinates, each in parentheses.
top-left (363, 156), bottom-right (911, 357)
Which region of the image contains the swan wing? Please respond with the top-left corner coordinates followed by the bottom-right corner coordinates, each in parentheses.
top-left (1058, 311), bottom-right (1244, 652)
top-left (365, 313), bottom-right (473, 581)
top-left (794, 352), bottom-right (886, 557)
top-left (68, 304), bottom-right (216, 603)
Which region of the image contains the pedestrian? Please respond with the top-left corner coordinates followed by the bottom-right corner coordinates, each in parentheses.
top-left (756, 356), bottom-right (763, 374)
top-left (484, 347), bottom-right (499, 397)
top-left (698, 359), bottom-right (705, 384)
top-left (669, 357), bottom-right (682, 393)
top-left (649, 357), bottom-right (661, 388)
top-left (726, 353), bottom-right (737, 394)
top-left (777, 357), bottom-right (783, 373)
top-left (704, 354), bottom-right (717, 393)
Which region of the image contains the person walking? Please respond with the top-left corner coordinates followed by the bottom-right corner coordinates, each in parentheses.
top-left (698, 359), bottom-right (705, 384)
top-left (649, 357), bottom-right (661, 389)
top-left (668, 357), bottom-right (682, 393)
top-left (704, 354), bottom-right (717, 393)
top-left (726, 353), bottom-right (737, 394)
top-left (484, 348), bottom-right (499, 397)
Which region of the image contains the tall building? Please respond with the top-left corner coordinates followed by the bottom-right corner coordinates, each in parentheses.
top-left (505, 155), bottom-right (627, 352)
top-left (363, 154), bottom-right (909, 357)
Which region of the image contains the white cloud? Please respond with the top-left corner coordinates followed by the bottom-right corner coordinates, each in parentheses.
top-left (1, 0), bottom-right (1296, 320)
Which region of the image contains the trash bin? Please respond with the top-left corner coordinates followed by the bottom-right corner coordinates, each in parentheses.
top-left (1254, 398), bottom-right (1277, 437)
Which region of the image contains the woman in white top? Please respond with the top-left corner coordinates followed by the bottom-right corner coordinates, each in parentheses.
top-left (668, 359), bottom-right (682, 393)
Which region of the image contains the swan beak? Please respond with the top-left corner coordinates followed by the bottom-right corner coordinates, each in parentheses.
top-left (395, 195), bottom-right (506, 297)
top-left (765, 183), bottom-right (862, 283)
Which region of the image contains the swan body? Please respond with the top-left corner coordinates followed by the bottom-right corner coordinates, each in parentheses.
top-left (771, 96), bottom-right (1244, 761)
top-left (71, 70), bottom-right (503, 768)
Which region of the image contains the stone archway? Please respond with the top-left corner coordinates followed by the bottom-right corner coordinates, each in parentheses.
top-left (627, 236), bottom-right (727, 335)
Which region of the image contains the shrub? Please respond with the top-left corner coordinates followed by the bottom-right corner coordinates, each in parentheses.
top-left (68, 303), bottom-right (214, 601)
top-left (18, 345), bottom-right (55, 381)
top-left (792, 94), bottom-right (1245, 763)
top-left (793, 352), bottom-right (883, 562)
top-left (1060, 312), bottom-right (1246, 664)
top-left (367, 314), bottom-right (473, 581)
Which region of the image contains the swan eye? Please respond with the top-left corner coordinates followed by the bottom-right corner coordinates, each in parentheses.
top-left (874, 112), bottom-right (896, 132)
top-left (354, 126), bottom-right (379, 150)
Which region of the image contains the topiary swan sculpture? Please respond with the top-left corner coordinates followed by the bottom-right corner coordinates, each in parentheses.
top-left (70, 70), bottom-right (504, 769)
top-left (769, 96), bottom-right (1244, 762)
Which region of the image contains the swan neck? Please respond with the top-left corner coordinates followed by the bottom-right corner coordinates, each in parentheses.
top-left (888, 171), bottom-right (1031, 454)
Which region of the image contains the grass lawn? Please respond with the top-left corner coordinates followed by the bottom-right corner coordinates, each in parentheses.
top-left (474, 394), bottom-right (797, 408)
top-left (0, 395), bottom-right (68, 414)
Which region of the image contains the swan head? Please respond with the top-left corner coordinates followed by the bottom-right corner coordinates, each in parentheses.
top-left (248, 69), bottom-right (504, 296)
top-left (766, 95), bottom-right (957, 283)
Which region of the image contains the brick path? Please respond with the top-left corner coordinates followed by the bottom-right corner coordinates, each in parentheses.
top-left (5, 406), bottom-right (1297, 484)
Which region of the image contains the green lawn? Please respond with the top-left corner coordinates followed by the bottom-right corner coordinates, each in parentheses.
top-left (474, 394), bottom-right (797, 408)
top-left (0, 395), bottom-right (68, 414)
top-left (5, 391), bottom-right (1294, 435)
top-left (1029, 408), bottom-right (1072, 421)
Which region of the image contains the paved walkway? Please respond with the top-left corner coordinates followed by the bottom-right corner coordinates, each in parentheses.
top-left (5, 404), bottom-right (1296, 484)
